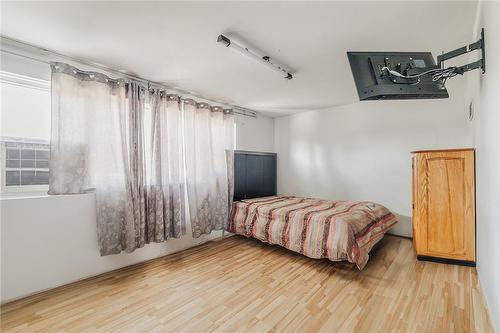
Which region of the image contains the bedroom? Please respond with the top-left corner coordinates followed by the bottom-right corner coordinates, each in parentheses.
top-left (0, 1), bottom-right (499, 332)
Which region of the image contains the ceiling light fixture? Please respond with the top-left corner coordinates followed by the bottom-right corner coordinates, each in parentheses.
top-left (217, 34), bottom-right (293, 80)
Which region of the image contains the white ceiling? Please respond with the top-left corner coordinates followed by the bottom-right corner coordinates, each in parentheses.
top-left (0, 1), bottom-right (477, 116)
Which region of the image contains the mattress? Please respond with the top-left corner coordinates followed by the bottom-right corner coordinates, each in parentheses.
top-left (229, 196), bottom-right (398, 269)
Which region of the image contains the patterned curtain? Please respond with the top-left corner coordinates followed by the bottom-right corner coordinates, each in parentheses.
top-left (49, 62), bottom-right (187, 255)
top-left (49, 62), bottom-right (236, 254)
top-left (183, 100), bottom-right (235, 237)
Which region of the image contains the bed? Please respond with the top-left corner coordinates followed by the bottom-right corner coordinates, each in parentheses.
top-left (229, 196), bottom-right (398, 269)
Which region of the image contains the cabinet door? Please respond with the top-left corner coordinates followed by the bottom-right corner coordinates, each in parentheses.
top-left (413, 150), bottom-right (475, 261)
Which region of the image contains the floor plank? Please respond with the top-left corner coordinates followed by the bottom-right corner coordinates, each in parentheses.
top-left (0, 235), bottom-right (494, 333)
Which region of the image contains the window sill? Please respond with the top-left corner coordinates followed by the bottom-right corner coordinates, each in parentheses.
top-left (0, 191), bottom-right (50, 200)
top-left (0, 191), bottom-right (94, 200)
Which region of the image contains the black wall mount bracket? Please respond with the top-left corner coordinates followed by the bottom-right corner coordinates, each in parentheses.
top-left (437, 28), bottom-right (486, 74)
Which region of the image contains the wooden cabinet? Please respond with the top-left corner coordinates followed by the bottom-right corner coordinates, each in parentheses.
top-left (412, 149), bottom-right (475, 265)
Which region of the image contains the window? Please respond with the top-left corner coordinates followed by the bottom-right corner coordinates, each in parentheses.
top-left (0, 69), bottom-right (51, 193)
top-left (2, 138), bottom-right (50, 187)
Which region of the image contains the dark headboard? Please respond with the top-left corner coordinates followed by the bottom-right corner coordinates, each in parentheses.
top-left (234, 151), bottom-right (277, 201)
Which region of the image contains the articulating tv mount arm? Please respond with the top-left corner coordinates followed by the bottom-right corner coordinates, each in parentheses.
top-left (437, 28), bottom-right (486, 75)
top-left (381, 28), bottom-right (485, 85)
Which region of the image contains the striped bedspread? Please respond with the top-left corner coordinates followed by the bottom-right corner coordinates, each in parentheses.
top-left (229, 196), bottom-right (397, 269)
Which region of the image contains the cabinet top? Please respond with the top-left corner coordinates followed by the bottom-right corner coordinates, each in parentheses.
top-left (411, 148), bottom-right (475, 154)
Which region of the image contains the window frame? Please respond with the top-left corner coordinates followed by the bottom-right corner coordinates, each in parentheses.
top-left (0, 70), bottom-right (51, 194)
top-left (0, 139), bottom-right (50, 194)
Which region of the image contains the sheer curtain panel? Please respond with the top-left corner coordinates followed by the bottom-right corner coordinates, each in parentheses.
top-left (183, 101), bottom-right (235, 237)
top-left (145, 92), bottom-right (186, 240)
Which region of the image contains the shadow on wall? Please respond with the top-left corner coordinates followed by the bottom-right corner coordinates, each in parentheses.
top-left (391, 213), bottom-right (412, 238)
top-left (275, 90), bottom-right (472, 240)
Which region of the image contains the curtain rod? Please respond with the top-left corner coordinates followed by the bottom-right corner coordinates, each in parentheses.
top-left (0, 36), bottom-right (258, 118)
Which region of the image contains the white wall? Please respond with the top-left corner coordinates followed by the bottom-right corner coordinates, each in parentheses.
top-left (468, 1), bottom-right (500, 330)
top-left (275, 77), bottom-right (473, 237)
top-left (234, 113), bottom-right (274, 152)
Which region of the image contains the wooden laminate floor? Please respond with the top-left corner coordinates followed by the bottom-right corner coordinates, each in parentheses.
top-left (1, 235), bottom-right (494, 333)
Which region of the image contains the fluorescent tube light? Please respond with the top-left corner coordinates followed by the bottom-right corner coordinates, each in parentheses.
top-left (217, 34), bottom-right (293, 80)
